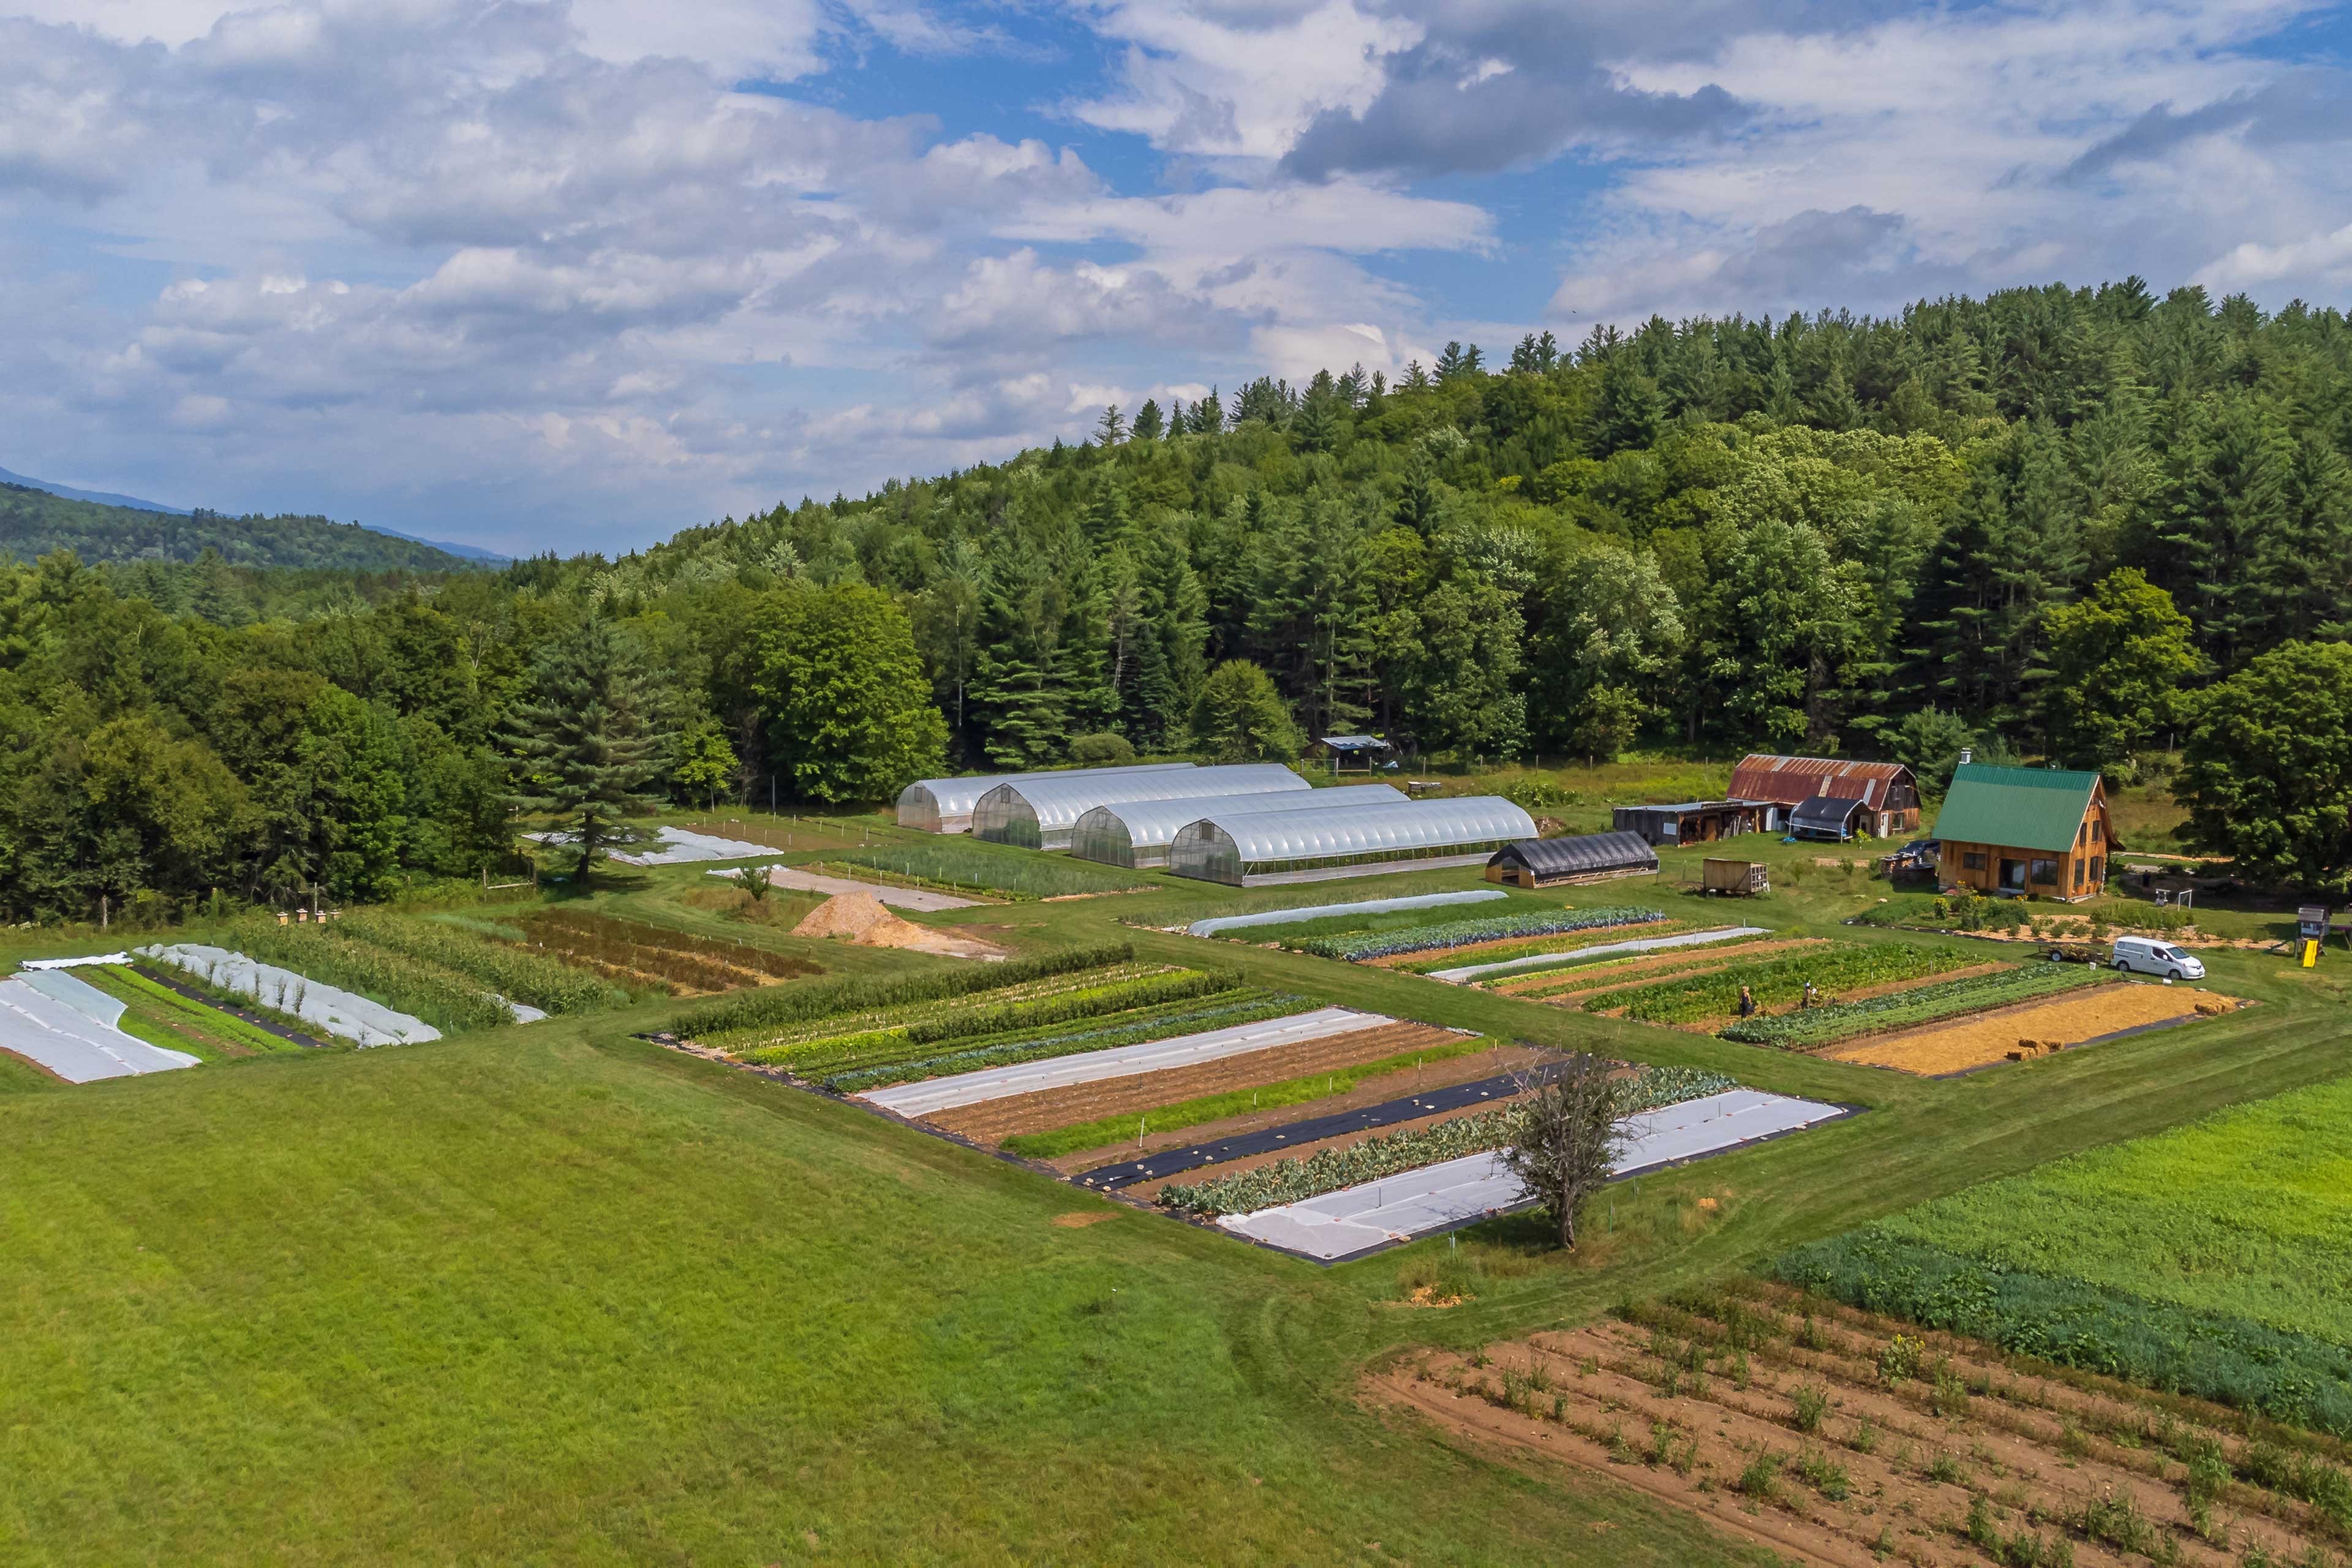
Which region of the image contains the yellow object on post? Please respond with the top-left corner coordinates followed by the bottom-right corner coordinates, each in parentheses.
top-left (2305, 939), bottom-right (2321, 968)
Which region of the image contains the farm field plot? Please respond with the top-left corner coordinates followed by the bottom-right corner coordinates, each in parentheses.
top-left (679, 813), bottom-right (898, 855)
top-left (513, 908), bottom-right (823, 994)
top-left (1574, 942), bottom-right (1981, 1025)
top-left (0, 968), bottom-right (201, 1082)
top-left (1381, 1280), bottom-right (2351, 1568)
top-left (1284, 904), bottom-right (1670, 965)
top-left (1774, 1072), bottom-right (2352, 1434)
top-left (1824, 981), bottom-right (2232, 1075)
top-left (826, 839), bottom-right (1155, 900)
top-left (1490, 938), bottom-right (1825, 1001)
top-left (80, 965), bottom-right (317, 1059)
top-left (1438, 925), bottom-right (1773, 984)
top-left (141, 942), bottom-right (445, 1046)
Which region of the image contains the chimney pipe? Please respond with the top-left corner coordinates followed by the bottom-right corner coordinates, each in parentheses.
top-left (1958, 747), bottom-right (1973, 766)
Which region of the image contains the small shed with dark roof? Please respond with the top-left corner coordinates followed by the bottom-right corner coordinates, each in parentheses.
top-left (1788, 794), bottom-right (1872, 842)
top-left (1486, 832), bottom-right (1659, 888)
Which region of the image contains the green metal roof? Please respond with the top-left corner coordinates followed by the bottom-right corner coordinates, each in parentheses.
top-left (1931, 763), bottom-right (2101, 853)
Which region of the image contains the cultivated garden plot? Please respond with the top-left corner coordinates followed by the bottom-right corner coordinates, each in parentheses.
top-left (0, 969), bottom-right (200, 1083)
top-left (1774, 1074), bottom-right (2352, 1438)
top-left (816, 839), bottom-right (1157, 901)
top-left (1379, 1280), bottom-right (2352, 1568)
top-left (141, 944), bottom-right (442, 1046)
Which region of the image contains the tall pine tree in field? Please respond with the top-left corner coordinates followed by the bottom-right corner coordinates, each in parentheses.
top-left (509, 617), bottom-right (666, 883)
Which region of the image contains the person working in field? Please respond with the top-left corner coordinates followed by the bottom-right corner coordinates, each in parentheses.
top-left (1801, 979), bottom-right (1819, 1009)
top-left (1737, 984), bottom-right (1757, 1019)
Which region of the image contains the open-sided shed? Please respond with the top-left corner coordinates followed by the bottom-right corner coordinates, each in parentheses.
top-left (897, 763), bottom-right (1191, 834)
top-left (1611, 800), bottom-right (1769, 848)
top-left (973, 763), bottom-right (1307, 851)
top-left (1167, 796), bottom-right (1539, 886)
top-left (1072, 783), bottom-right (1402, 869)
top-left (1485, 832), bottom-right (1658, 888)
top-left (1788, 794), bottom-right (1872, 842)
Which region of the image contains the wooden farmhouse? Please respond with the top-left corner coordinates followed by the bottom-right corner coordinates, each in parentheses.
top-left (1932, 762), bottom-right (2111, 902)
top-left (1728, 754), bottom-right (1923, 838)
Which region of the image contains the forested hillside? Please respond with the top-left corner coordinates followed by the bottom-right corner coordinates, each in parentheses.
top-left (0, 484), bottom-right (482, 573)
top-left (6, 277), bottom-right (2352, 922)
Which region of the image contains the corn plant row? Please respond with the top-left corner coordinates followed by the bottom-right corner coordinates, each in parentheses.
top-left (336, 912), bottom-right (622, 1014)
top-left (1719, 963), bottom-right (2111, 1047)
top-left (1289, 906), bottom-right (1665, 963)
top-left (520, 909), bottom-right (815, 981)
top-left (212, 916), bottom-right (512, 1033)
top-left (744, 986), bottom-right (1264, 1079)
top-left (823, 994), bottom-right (1315, 1095)
top-left (1158, 1064), bottom-right (1740, 1217)
top-left (1583, 943), bottom-right (1976, 1025)
top-left (674, 941), bottom-right (1135, 1039)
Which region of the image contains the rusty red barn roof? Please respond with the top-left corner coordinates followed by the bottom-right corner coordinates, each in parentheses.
top-left (1728, 754), bottom-right (1918, 809)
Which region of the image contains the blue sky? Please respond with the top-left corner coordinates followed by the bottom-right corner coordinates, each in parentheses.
top-left (2, 0), bottom-right (2350, 554)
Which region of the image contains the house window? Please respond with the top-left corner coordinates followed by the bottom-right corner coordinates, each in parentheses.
top-left (2089, 856), bottom-right (2104, 886)
top-left (2092, 820), bottom-right (2103, 843)
top-left (1962, 851), bottom-right (1985, 870)
top-left (2030, 859), bottom-right (2060, 885)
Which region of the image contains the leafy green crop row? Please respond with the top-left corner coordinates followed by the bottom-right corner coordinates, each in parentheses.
top-left (1158, 1065), bottom-right (1740, 1217)
top-left (900, 969), bottom-right (1242, 1046)
top-left (85, 965), bottom-right (307, 1058)
top-left (674, 941), bottom-right (1134, 1039)
top-left (337, 913), bottom-right (623, 1014)
top-left (1392, 921), bottom-right (1703, 975)
top-left (1481, 932), bottom-right (1778, 992)
top-left (818, 995), bottom-right (1311, 1093)
top-left (753, 980), bottom-right (1268, 1078)
top-left (1769, 1233), bottom-right (2352, 1437)
top-left (1289, 907), bottom-right (1664, 962)
top-left (1717, 963), bottom-right (2109, 1047)
top-left (1582, 943), bottom-right (1975, 1023)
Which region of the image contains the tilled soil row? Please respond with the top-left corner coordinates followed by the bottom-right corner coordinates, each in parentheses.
top-left (924, 1022), bottom-right (1468, 1143)
top-left (1360, 918), bottom-right (1678, 968)
top-left (1376, 1303), bottom-right (2322, 1568)
top-left (1051, 1042), bottom-right (1554, 1176)
top-left (1493, 938), bottom-right (1826, 1000)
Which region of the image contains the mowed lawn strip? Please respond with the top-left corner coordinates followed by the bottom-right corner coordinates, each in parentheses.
top-left (1000, 1035), bottom-right (1495, 1160)
top-left (1863, 1072), bottom-right (2352, 1347)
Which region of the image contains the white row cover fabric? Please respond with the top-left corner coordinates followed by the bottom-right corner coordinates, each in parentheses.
top-left (974, 764), bottom-right (1310, 851)
top-left (1074, 783), bottom-right (1400, 868)
top-left (862, 1006), bottom-right (1387, 1118)
top-left (1221, 1089), bottom-right (1845, 1259)
top-left (1430, 925), bottom-right (1770, 982)
top-left (1185, 888), bottom-right (1505, 937)
top-left (0, 973), bottom-right (199, 1083)
top-left (1167, 796), bottom-right (1539, 885)
top-left (897, 764), bottom-right (1193, 833)
top-left (20, 953), bottom-right (134, 970)
top-left (527, 826), bottom-right (777, 866)
top-left (141, 944), bottom-right (440, 1047)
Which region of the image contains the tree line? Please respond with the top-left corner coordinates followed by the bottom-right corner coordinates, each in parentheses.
top-left (4, 276), bottom-right (2351, 919)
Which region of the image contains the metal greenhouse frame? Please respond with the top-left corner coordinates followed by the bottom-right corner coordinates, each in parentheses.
top-left (895, 763), bottom-right (1192, 834)
top-left (1071, 783), bottom-right (1404, 868)
top-left (1165, 796), bottom-right (1540, 886)
top-left (973, 763), bottom-right (1310, 851)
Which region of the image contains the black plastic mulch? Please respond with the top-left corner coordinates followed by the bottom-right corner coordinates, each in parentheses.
top-left (1075, 1061), bottom-right (1567, 1190)
top-left (127, 963), bottom-right (326, 1049)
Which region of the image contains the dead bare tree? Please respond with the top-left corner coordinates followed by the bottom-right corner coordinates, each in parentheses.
top-left (1501, 1054), bottom-right (1626, 1250)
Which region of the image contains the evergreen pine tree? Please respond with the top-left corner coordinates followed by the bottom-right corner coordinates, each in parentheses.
top-left (508, 617), bottom-right (666, 883)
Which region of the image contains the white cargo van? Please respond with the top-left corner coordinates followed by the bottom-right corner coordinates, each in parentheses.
top-left (2111, 936), bottom-right (2205, 981)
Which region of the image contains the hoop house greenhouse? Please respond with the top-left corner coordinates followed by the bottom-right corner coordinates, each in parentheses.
top-left (1166, 796), bottom-right (1540, 886)
top-left (896, 763), bottom-right (1192, 834)
top-left (973, 764), bottom-right (1310, 851)
top-left (1071, 783), bottom-right (1404, 869)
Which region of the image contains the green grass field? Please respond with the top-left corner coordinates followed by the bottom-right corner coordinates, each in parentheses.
top-left (6, 809), bottom-right (2352, 1562)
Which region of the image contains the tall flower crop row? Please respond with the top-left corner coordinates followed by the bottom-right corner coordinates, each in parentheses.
top-left (764, 990), bottom-right (1270, 1080)
top-left (217, 916), bottom-right (512, 1033)
top-left (1158, 1064), bottom-right (1739, 1217)
top-left (1289, 907), bottom-right (1665, 962)
top-left (1719, 963), bottom-right (2108, 1047)
top-left (1583, 943), bottom-right (1976, 1024)
top-left (673, 941), bottom-right (1135, 1039)
top-left (817, 994), bottom-right (1310, 1093)
top-left (709, 962), bottom-right (1170, 1054)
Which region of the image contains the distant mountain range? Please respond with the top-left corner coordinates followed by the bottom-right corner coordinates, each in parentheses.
top-left (0, 466), bottom-right (505, 562)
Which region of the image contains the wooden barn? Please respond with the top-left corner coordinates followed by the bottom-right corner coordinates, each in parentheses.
top-left (1932, 763), bottom-right (2111, 902)
top-left (1487, 832), bottom-right (1659, 888)
top-left (1728, 755), bottom-right (1922, 838)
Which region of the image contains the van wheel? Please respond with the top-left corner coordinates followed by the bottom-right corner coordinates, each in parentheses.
top-left (2167, 968), bottom-right (2183, 981)
top-left (2113, 959), bottom-right (2129, 971)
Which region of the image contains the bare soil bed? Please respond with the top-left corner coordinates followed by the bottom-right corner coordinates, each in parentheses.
top-left (923, 1021), bottom-right (1465, 1143)
top-left (1828, 986), bottom-right (2235, 1076)
top-left (1050, 1042), bottom-right (1555, 1177)
top-left (1371, 1280), bottom-right (2345, 1568)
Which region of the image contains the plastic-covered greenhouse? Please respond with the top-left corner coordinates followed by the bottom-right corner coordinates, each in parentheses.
top-left (1166, 796), bottom-right (1540, 886)
top-left (973, 763), bottom-right (1308, 851)
top-left (895, 763), bottom-right (1192, 833)
top-left (1071, 783), bottom-right (1403, 869)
